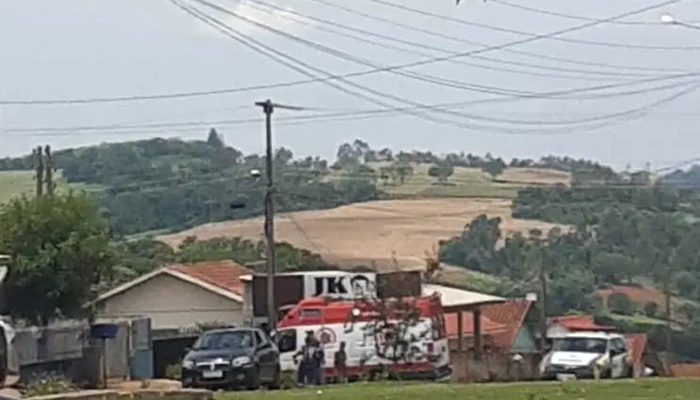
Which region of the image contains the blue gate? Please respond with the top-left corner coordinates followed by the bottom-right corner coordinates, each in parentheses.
top-left (129, 318), bottom-right (153, 379)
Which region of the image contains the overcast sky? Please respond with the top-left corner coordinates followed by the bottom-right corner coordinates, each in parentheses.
top-left (1, 0), bottom-right (700, 170)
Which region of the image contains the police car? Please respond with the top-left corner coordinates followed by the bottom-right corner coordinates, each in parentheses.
top-left (540, 331), bottom-right (634, 380)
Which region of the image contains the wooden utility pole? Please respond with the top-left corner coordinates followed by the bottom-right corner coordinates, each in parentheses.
top-left (254, 99), bottom-right (304, 331)
top-left (34, 146), bottom-right (44, 197)
top-left (255, 99), bottom-right (277, 331)
top-left (44, 145), bottom-right (54, 196)
top-left (538, 247), bottom-right (548, 355)
top-left (663, 273), bottom-right (673, 373)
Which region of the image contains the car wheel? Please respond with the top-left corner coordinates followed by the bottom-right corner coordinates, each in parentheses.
top-left (245, 366), bottom-right (261, 390)
top-left (266, 365), bottom-right (281, 390)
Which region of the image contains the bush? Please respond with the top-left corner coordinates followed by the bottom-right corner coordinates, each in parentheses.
top-left (280, 370), bottom-right (296, 390)
top-left (643, 301), bottom-right (659, 317)
top-left (608, 293), bottom-right (635, 316)
top-left (24, 375), bottom-right (77, 397)
top-left (165, 363), bottom-right (182, 380)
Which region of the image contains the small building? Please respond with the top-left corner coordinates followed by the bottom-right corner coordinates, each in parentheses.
top-left (93, 260), bottom-right (251, 331)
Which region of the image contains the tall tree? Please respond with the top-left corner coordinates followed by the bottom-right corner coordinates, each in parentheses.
top-left (206, 127), bottom-right (225, 148)
top-left (0, 192), bottom-right (114, 324)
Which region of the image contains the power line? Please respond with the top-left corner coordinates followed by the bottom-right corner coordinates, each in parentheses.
top-left (365, 0), bottom-right (697, 51)
top-left (490, 0), bottom-right (700, 26)
top-left (6, 78), bottom-right (698, 136)
top-left (1, 0), bottom-right (684, 107)
top-left (185, 0), bottom-right (700, 133)
top-left (307, 0), bottom-right (692, 74)
top-left (249, 0), bottom-right (676, 80)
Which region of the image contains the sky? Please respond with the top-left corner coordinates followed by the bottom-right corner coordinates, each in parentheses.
top-left (1, 0), bottom-right (700, 170)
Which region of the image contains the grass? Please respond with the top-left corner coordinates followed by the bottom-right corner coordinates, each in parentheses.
top-left (216, 379), bottom-right (700, 400)
top-left (0, 170), bottom-right (102, 205)
top-left (327, 163), bottom-right (570, 200)
top-left (0, 171), bottom-right (38, 204)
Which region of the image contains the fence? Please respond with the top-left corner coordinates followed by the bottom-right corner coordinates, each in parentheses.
top-left (13, 317), bottom-right (152, 384)
top-left (14, 321), bottom-right (87, 366)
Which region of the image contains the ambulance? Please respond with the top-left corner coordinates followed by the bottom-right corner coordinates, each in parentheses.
top-left (272, 295), bottom-right (451, 382)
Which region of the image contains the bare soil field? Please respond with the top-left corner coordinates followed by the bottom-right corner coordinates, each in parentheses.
top-left (158, 198), bottom-right (567, 271)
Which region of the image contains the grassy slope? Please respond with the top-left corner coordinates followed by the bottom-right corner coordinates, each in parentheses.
top-left (0, 170), bottom-right (107, 205)
top-left (217, 380), bottom-right (700, 400)
top-left (327, 164), bottom-right (570, 199)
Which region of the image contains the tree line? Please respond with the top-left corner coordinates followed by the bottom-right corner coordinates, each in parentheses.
top-left (0, 135), bottom-right (618, 236)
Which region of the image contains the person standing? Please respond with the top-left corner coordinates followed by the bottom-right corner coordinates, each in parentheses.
top-left (294, 334), bottom-right (319, 387)
top-left (334, 341), bottom-right (348, 384)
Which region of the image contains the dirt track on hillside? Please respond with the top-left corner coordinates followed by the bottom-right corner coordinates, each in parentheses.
top-left (157, 199), bottom-right (566, 271)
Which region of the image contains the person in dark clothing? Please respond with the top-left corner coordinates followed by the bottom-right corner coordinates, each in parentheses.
top-left (314, 341), bottom-right (325, 385)
top-left (294, 331), bottom-right (320, 387)
top-left (334, 341), bottom-right (348, 383)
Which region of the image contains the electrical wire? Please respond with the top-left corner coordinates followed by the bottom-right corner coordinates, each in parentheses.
top-left (307, 0), bottom-right (692, 74)
top-left (364, 0), bottom-right (698, 51)
top-left (3, 77), bottom-right (696, 137)
top-left (248, 0), bottom-right (672, 80)
top-left (185, 0), bottom-right (700, 132)
top-left (6, 78), bottom-right (699, 136)
top-left (1, 0), bottom-right (686, 107)
top-left (489, 0), bottom-right (700, 26)
top-left (168, 0), bottom-right (548, 135)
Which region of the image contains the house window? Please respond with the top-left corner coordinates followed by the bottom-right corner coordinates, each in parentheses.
top-left (276, 329), bottom-right (297, 353)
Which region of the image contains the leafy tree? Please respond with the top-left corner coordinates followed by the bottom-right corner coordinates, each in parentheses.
top-left (206, 128), bottom-right (224, 148)
top-left (393, 162), bottom-right (414, 185)
top-left (481, 160), bottom-right (505, 181)
top-left (428, 163), bottom-right (454, 183)
top-left (607, 293), bottom-right (635, 316)
top-left (0, 193), bottom-right (114, 324)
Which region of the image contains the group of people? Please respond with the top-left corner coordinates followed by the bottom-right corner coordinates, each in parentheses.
top-left (293, 331), bottom-right (347, 387)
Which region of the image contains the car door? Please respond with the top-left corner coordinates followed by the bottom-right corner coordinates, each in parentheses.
top-left (609, 338), bottom-right (627, 378)
top-left (275, 329), bottom-right (299, 372)
top-left (254, 330), bottom-right (274, 381)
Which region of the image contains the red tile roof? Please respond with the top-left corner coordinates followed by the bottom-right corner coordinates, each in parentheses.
top-left (166, 260), bottom-right (252, 297)
top-left (444, 312), bottom-right (507, 339)
top-left (625, 333), bottom-right (647, 366)
top-left (669, 363), bottom-right (700, 377)
top-left (480, 299), bottom-right (533, 348)
top-left (548, 315), bottom-right (615, 332)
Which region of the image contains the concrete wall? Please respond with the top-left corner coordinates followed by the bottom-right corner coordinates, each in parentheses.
top-left (97, 274), bottom-right (243, 330)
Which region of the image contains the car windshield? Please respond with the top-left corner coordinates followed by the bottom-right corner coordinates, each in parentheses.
top-left (192, 331), bottom-right (254, 351)
top-left (553, 337), bottom-right (608, 353)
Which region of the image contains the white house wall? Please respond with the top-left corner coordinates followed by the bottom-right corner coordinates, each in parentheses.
top-left (97, 274), bottom-right (243, 330)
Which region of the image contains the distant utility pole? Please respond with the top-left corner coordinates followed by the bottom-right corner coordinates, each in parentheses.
top-left (537, 247), bottom-right (548, 355)
top-left (254, 99), bottom-right (303, 331)
top-left (34, 146), bottom-right (44, 197)
top-left (45, 145), bottom-right (55, 196)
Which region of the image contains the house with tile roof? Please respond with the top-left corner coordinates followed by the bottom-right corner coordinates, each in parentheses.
top-left (92, 260), bottom-right (252, 331)
top-left (445, 299), bottom-right (538, 354)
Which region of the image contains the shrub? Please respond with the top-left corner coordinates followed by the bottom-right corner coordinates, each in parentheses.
top-left (165, 363), bottom-right (182, 380)
top-left (24, 375), bottom-right (76, 397)
top-left (643, 301), bottom-right (659, 317)
top-left (608, 293), bottom-right (635, 316)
